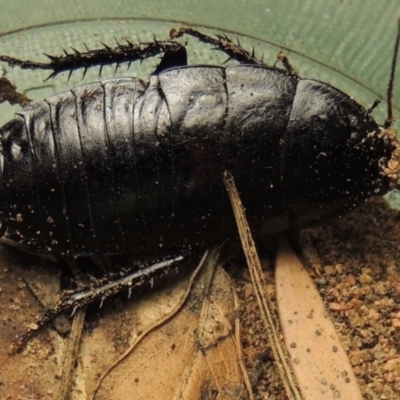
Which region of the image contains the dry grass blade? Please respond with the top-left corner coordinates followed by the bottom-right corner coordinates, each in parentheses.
top-left (223, 170), bottom-right (302, 400)
top-left (57, 307), bottom-right (86, 400)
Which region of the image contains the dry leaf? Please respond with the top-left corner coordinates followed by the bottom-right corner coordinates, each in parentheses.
top-left (0, 243), bottom-right (251, 400)
top-left (93, 247), bottom-right (252, 400)
top-left (275, 238), bottom-right (363, 400)
top-left (0, 248), bottom-right (201, 399)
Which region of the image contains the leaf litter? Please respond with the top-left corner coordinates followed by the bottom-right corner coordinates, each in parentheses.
top-left (0, 189), bottom-right (399, 399)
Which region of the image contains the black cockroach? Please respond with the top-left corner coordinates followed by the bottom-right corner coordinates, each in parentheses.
top-left (0, 23), bottom-right (399, 259)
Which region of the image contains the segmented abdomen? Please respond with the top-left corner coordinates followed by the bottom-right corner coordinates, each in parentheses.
top-left (0, 65), bottom-right (388, 256)
top-left (1, 77), bottom-right (160, 255)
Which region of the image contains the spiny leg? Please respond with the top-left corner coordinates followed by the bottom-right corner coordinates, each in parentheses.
top-left (0, 39), bottom-right (186, 80)
top-left (12, 252), bottom-right (189, 353)
top-left (170, 27), bottom-right (267, 66)
top-left (172, 27), bottom-right (302, 77)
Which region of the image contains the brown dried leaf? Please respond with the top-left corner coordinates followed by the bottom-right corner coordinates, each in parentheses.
top-left (92, 248), bottom-right (252, 400)
top-left (0, 249), bottom-right (207, 399)
top-left (275, 239), bottom-right (363, 400)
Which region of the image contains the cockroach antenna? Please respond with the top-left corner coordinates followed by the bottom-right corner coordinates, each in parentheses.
top-left (384, 18), bottom-right (400, 129)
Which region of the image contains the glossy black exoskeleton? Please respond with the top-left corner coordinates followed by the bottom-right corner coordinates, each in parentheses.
top-left (0, 25), bottom-right (399, 257)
